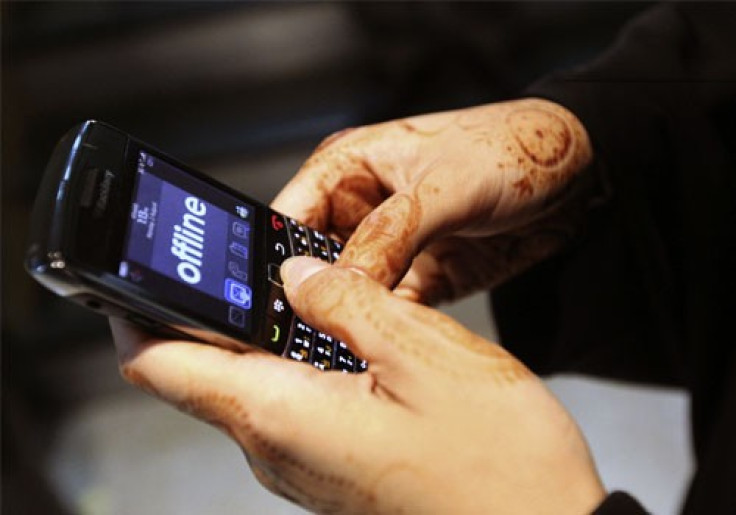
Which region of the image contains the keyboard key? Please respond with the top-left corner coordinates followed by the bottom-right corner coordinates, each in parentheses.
top-left (287, 218), bottom-right (311, 256)
top-left (266, 217), bottom-right (364, 373)
top-left (312, 331), bottom-right (335, 370)
top-left (328, 238), bottom-right (343, 262)
top-left (286, 318), bottom-right (314, 363)
top-left (310, 229), bottom-right (331, 262)
top-left (288, 347), bottom-right (310, 362)
top-left (267, 212), bottom-right (291, 264)
top-left (266, 283), bottom-right (292, 323)
top-left (335, 341), bottom-right (356, 372)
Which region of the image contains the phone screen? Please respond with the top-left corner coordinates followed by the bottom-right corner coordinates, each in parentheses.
top-left (118, 147), bottom-right (258, 335)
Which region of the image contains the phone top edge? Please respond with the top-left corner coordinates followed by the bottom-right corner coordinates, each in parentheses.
top-left (25, 122), bottom-right (92, 272)
top-left (24, 120), bottom-right (121, 290)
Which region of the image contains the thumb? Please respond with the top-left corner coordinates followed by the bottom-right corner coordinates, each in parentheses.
top-left (280, 256), bottom-right (416, 383)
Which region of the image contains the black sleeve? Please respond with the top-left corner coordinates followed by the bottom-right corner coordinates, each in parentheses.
top-left (594, 492), bottom-right (650, 515)
top-left (492, 3), bottom-right (736, 386)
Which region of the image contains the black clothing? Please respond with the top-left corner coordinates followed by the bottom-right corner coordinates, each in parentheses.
top-left (493, 3), bottom-right (736, 513)
top-left (593, 492), bottom-right (649, 515)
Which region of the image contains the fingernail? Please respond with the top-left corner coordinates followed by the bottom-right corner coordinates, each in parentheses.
top-left (281, 256), bottom-right (328, 288)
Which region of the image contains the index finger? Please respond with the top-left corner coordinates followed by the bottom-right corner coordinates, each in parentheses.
top-left (270, 128), bottom-right (386, 238)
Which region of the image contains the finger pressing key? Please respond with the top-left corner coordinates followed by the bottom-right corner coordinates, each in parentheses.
top-left (280, 257), bottom-right (422, 384)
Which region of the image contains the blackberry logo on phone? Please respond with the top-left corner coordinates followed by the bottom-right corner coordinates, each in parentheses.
top-left (93, 170), bottom-right (115, 217)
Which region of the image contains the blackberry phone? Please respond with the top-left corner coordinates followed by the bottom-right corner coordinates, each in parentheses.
top-left (25, 120), bottom-right (366, 373)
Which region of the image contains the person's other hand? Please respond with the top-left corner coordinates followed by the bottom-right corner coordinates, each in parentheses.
top-left (272, 98), bottom-right (593, 304)
top-left (111, 257), bottom-right (605, 514)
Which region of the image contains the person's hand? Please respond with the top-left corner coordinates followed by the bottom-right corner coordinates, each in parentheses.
top-left (272, 98), bottom-right (593, 304)
top-left (111, 257), bottom-right (605, 514)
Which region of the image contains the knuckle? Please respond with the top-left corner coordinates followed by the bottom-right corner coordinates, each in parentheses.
top-left (315, 127), bottom-right (358, 153)
top-left (299, 267), bottom-right (385, 328)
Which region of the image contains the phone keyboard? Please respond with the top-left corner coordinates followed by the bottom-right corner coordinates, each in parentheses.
top-left (265, 212), bottom-right (368, 373)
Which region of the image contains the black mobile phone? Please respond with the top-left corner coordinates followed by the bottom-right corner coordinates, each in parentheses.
top-left (25, 120), bottom-right (366, 373)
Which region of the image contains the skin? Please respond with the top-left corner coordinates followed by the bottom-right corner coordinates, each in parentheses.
top-left (272, 97), bottom-right (593, 303)
top-left (111, 259), bottom-right (605, 514)
top-left (112, 98), bottom-right (605, 513)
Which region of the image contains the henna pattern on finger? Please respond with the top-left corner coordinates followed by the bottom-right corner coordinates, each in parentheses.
top-left (393, 306), bottom-right (532, 386)
top-left (298, 152), bottom-right (369, 230)
top-left (329, 169), bottom-right (388, 233)
top-left (330, 285), bottom-right (531, 385)
top-left (298, 142), bottom-right (389, 237)
top-left (297, 267), bottom-right (532, 386)
top-left (338, 193), bottom-right (421, 287)
top-left (120, 365), bottom-right (163, 398)
top-left (422, 220), bottom-right (578, 301)
top-left (399, 223), bottom-right (571, 306)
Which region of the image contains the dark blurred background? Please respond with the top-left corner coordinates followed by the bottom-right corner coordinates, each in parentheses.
top-left (2, 3), bottom-right (654, 514)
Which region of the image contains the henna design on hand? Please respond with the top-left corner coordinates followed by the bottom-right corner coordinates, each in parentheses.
top-left (406, 306), bottom-right (533, 385)
top-left (296, 267), bottom-right (532, 386)
top-left (298, 151), bottom-right (385, 233)
top-left (120, 365), bottom-right (164, 398)
top-left (172, 388), bottom-right (375, 514)
top-left (508, 108), bottom-right (572, 168)
top-left (506, 108), bottom-right (574, 201)
top-left (404, 192), bottom-right (587, 305)
top-left (337, 192), bottom-right (421, 287)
